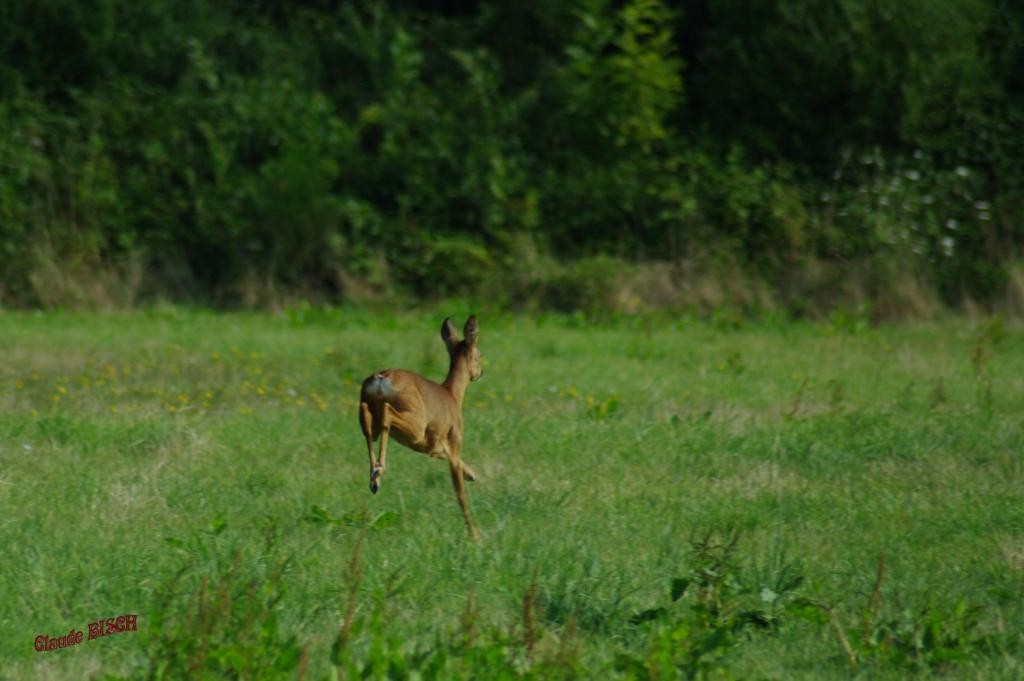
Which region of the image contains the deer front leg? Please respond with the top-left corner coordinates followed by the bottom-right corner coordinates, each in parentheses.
top-left (446, 434), bottom-right (476, 537)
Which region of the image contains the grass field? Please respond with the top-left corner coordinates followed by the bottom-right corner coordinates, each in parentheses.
top-left (1, 307), bottom-right (1022, 679)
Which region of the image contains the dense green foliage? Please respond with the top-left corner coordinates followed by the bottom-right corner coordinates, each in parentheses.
top-left (1, 1), bottom-right (1022, 310)
top-left (1, 309), bottom-right (1022, 678)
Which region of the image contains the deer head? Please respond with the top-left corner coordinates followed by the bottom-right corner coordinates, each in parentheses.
top-left (441, 315), bottom-right (483, 384)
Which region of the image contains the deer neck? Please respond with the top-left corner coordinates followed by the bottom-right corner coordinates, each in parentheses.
top-left (442, 353), bottom-right (471, 406)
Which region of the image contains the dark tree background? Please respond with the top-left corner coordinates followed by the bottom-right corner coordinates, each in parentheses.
top-left (1, 0), bottom-right (1022, 312)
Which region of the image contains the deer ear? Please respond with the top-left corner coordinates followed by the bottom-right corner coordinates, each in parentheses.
top-left (441, 317), bottom-right (459, 346)
top-left (464, 315), bottom-right (479, 344)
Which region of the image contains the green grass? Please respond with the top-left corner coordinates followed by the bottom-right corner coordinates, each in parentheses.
top-left (1, 307), bottom-right (1022, 679)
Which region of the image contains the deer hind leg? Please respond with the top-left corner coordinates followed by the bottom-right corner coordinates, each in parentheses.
top-left (359, 402), bottom-right (381, 493)
top-left (373, 402), bottom-right (427, 495)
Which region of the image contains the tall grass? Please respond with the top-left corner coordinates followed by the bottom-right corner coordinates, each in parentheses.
top-left (0, 308), bottom-right (1022, 678)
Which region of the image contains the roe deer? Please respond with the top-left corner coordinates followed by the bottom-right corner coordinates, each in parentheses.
top-left (359, 316), bottom-right (482, 535)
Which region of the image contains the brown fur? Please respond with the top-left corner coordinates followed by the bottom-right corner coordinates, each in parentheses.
top-left (358, 316), bottom-right (482, 535)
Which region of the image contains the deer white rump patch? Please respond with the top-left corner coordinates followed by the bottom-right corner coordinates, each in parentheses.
top-left (364, 374), bottom-right (398, 399)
